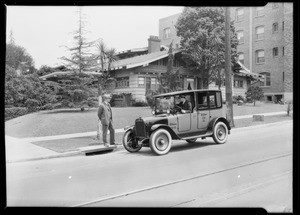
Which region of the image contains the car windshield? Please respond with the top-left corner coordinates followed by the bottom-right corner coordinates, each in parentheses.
top-left (155, 96), bottom-right (175, 114)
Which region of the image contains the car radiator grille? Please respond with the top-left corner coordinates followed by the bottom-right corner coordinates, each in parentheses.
top-left (135, 120), bottom-right (146, 137)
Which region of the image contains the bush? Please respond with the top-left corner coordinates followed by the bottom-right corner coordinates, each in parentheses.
top-left (132, 99), bottom-right (148, 107)
top-left (24, 99), bottom-right (40, 112)
top-left (5, 107), bottom-right (28, 121)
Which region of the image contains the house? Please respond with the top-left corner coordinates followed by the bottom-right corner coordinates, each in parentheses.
top-left (101, 35), bottom-right (262, 102)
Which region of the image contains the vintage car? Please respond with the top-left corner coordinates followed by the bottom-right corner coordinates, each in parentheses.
top-left (122, 89), bottom-right (231, 155)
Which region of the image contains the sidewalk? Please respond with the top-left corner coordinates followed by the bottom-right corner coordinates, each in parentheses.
top-left (5, 111), bottom-right (291, 163)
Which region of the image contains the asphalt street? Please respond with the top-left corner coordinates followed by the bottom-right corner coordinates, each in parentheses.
top-left (6, 120), bottom-right (293, 210)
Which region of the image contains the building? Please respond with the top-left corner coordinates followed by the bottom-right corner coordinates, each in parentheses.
top-left (231, 3), bottom-right (293, 102)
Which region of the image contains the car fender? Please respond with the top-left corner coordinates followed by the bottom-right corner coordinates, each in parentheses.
top-left (207, 117), bottom-right (231, 134)
top-left (124, 125), bottom-right (135, 133)
top-left (150, 124), bottom-right (180, 140)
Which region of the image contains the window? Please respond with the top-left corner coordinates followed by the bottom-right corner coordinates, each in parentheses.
top-left (283, 47), bottom-right (285, 56)
top-left (256, 50), bottom-right (265, 63)
top-left (138, 77), bottom-right (145, 87)
top-left (116, 77), bottom-right (129, 88)
top-left (151, 77), bottom-right (157, 90)
top-left (163, 28), bottom-right (171, 39)
top-left (208, 92), bottom-right (222, 109)
top-left (272, 23), bottom-right (279, 33)
top-left (216, 92), bottom-right (222, 108)
top-left (259, 72), bottom-right (271, 86)
top-left (273, 47), bottom-right (279, 57)
top-left (186, 78), bottom-right (195, 90)
top-left (255, 7), bottom-right (264, 17)
top-left (197, 92), bottom-right (208, 110)
top-left (237, 30), bottom-right (244, 43)
top-left (238, 52), bottom-right (244, 65)
top-left (236, 8), bottom-right (244, 22)
top-left (282, 21), bottom-right (284, 31)
top-left (283, 72), bottom-right (285, 82)
top-left (234, 80), bottom-right (243, 88)
top-left (209, 94), bottom-right (216, 108)
top-left (255, 26), bottom-right (264, 40)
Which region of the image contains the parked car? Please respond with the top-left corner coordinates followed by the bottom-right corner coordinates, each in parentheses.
top-left (122, 89), bottom-right (231, 155)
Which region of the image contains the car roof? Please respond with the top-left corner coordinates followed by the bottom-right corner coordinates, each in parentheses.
top-left (153, 89), bottom-right (221, 98)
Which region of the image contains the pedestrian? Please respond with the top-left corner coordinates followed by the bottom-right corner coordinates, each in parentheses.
top-left (97, 93), bottom-right (115, 147)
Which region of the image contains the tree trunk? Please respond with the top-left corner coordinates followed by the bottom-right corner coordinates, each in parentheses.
top-left (225, 7), bottom-right (235, 127)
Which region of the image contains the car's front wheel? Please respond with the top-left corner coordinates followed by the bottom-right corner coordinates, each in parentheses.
top-left (212, 121), bottom-right (228, 144)
top-left (149, 129), bottom-right (172, 155)
top-left (123, 129), bottom-right (142, 153)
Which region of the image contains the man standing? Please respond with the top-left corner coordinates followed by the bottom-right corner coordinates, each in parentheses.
top-left (97, 94), bottom-right (115, 146)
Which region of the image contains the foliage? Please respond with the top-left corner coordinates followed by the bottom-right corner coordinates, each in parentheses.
top-left (158, 41), bottom-right (183, 93)
top-left (6, 43), bottom-right (35, 74)
top-left (60, 8), bottom-right (96, 73)
top-left (176, 7), bottom-right (238, 88)
top-left (5, 107), bottom-right (28, 121)
top-left (245, 86), bottom-right (264, 106)
top-left (131, 99), bottom-right (148, 107)
top-left (232, 95), bottom-right (246, 104)
top-left (5, 65), bottom-right (59, 112)
top-left (145, 91), bottom-right (159, 108)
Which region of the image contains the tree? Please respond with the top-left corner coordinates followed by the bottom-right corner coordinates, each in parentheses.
top-left (60, 7), bottom-right (96, 73)
top-left (176, 7), bottom-right (238, 89)
top-left (6, 43), bottom-right (35, 74)
top-left (158, 41), bottom-right (182, 93)
top-left (245, 86), bottom-right (264, 106)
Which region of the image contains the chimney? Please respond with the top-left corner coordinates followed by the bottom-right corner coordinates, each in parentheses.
top-left (148, 36), bottom-right (161, 53)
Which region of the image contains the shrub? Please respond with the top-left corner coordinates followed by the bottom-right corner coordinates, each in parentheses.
top-left (24, 99), bottom-right (40, 112)
top-left (5, 107), bottom-right (28, 121)
top-left (132, 99), bottom-right (148, 107)
top-left (245, 86), bottom-right (264, 106)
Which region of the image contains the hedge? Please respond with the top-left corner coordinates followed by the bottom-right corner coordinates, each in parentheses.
top-left (5, 107), bottom-right (28, 121)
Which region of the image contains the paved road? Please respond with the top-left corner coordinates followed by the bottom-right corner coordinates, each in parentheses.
top-left (6, 121), bottom-right (293, 211)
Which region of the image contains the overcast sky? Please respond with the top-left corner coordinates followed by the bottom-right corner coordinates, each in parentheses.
top-left (6, 6), bottom-right (184, 69)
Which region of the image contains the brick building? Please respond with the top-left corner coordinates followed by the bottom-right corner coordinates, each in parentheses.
top-left (231, 3), bottom-right (293, 102)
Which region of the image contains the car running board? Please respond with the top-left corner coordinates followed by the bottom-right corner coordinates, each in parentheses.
top-left (180, 131), bottom-right (213, 140)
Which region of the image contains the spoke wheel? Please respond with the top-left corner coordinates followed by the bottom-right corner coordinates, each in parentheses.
top-left (150, 129), bottom-right (172, 155)
top-left (212, 121), bottom-right (228, 144)
top-left (123, 130), bottom-right (142, 153)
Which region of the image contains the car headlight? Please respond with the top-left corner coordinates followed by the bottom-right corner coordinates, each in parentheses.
top-left (166, 109), bottom-right (170, 114)
top-left (152, 110), bottom-right (155, 115)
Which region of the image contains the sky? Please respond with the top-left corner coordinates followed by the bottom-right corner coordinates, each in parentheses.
top-left (6, 6), bottom-right (184, 69)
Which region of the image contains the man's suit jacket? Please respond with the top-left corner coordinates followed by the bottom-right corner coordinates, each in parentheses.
top-left (98, 102), bottom-right (112, 125)
top-left (179, 100), bottom-right (192, 112)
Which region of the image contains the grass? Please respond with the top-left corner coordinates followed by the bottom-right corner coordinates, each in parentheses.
top-left (5, 101), bottom-right (292, 153)
top-left (31, 114), bottom-right (293, 153)
top-left (5, 101), bottom-right (288, 138)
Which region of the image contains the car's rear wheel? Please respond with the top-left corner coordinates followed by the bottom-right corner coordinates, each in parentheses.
top-left (150, 129), bottom-right (172, 155)
top-left (186, 138), bottom-right (197, 143)
top-left (212, 121), bottom-right (228, 144)
top-left (123, 129), bottom-right (142, 152)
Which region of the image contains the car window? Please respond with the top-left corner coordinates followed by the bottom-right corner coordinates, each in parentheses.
top-left (197, 92), bottom-right (208, 110)
top-left (209, 92), bottom-right (222, 109)
top-left (209, 94), bottom-right (216, 108)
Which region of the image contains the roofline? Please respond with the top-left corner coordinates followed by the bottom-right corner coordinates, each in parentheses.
top-left (110, 49), bottom-right (181, 71)
top-left (153, 89), bottom-right (221, 98)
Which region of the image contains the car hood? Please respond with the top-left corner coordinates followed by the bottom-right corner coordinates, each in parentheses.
top-left (139, 115), bottom-right (168, 125)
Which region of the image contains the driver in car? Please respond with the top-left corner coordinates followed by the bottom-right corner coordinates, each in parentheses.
top-left (177, 95), bottom-right (192, 114)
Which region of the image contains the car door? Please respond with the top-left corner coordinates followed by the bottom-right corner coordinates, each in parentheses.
top-left (197, 92), bottom-right (210, 131)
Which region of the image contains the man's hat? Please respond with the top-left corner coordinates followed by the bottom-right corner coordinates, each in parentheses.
top-left (102, 94), bottom-right (111, 99)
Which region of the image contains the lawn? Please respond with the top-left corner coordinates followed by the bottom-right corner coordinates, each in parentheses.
top-left (5, 101), bottom-right (289, 139)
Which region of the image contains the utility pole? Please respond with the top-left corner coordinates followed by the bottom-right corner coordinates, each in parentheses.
top-left (225, 7), bottom-right (235, 127)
